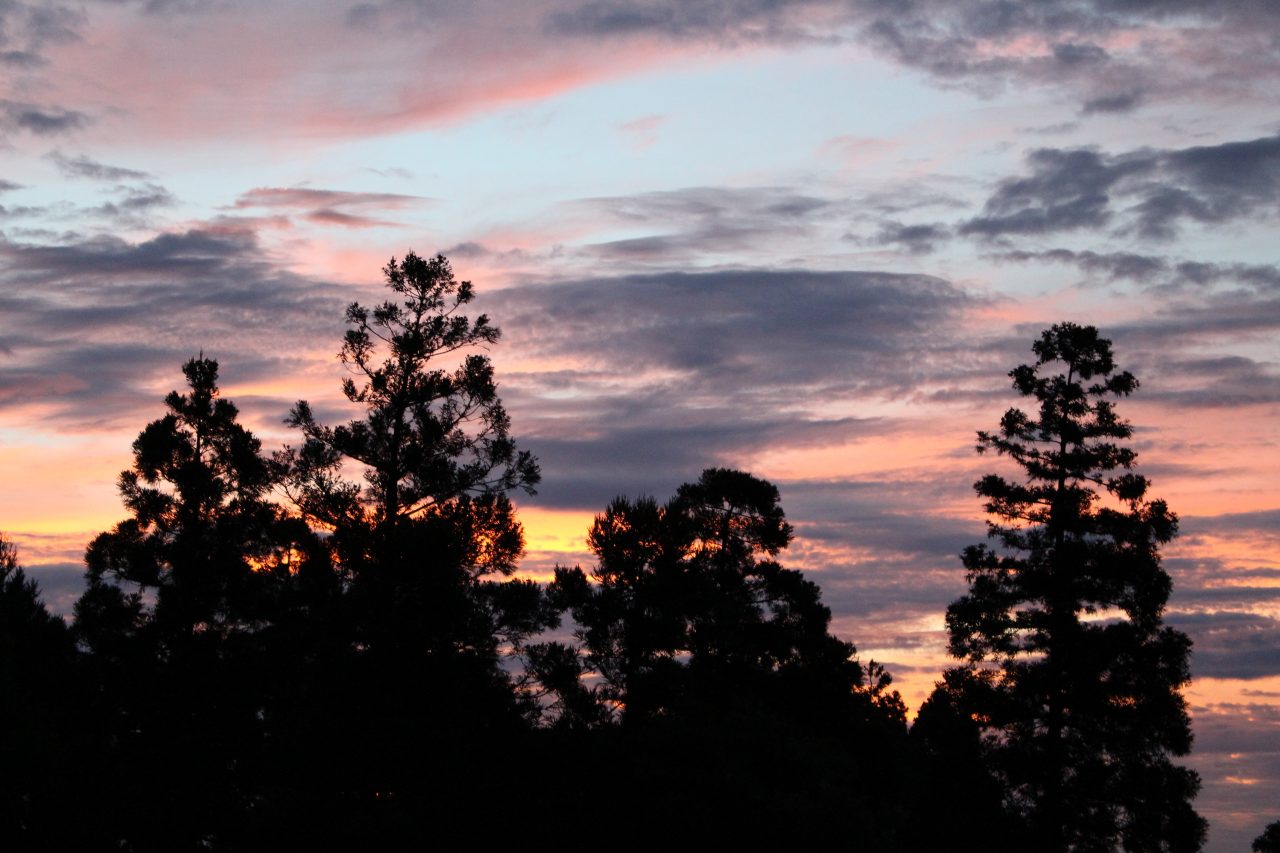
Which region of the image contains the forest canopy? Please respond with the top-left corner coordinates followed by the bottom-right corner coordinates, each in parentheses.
top-left (0, 254), bottom-right (1215, 851)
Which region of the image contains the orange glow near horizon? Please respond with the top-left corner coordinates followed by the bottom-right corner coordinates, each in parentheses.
top-left (518, 506), bottom-right (594, 551)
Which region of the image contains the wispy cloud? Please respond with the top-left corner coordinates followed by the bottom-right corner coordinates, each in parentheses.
top-left (45, 150), bottom-right (151, 181)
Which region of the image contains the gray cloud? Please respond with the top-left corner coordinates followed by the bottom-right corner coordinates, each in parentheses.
top-left (963, 134), bottom-right (1280, 240)
top-left (77, 182), bottom-right (178, 228)
top-left (1185, 703), bottom-right (1280, 852)
top-left (1182, 509), bottom-right (1280, 538)
top-left (1169, 611), bottom-right (1280, 680)
top-left (524, 408), bottom-right (884, 509)
top-left (568, 186), bottom-right (835, 262)
top-left (46, 150), bottom-right (152, 181)
top-left (784, 476), bottom-right (977, 558)
top-left (856, 0), bottom-right (1280, 111)
top-left (0, 227), bottom-right (347, 428)
top-left (1081, 90), bottom-right (1142, 114)
top-left (993, 248), bottom-right (1169, 282)
top-left (961, 147), bottom-right (1146, 237)
top-left (1112, 292), bottom-right (1280, 345)
top-left (544, 1), bottom-right (1280, 113)
top-left (232, 185), bottom-right (430, 229)
top-left (0, 49), bottom-right (44, 67)
top-left (1139, 355), bottom-right (1280, 409)
top-left (0, 4), bottom-right (92, 140)
top-left (873, 220), bottom-right (949, 254)
top-left (0, 100), bottom-right (90, 136)
top-left (0, 2), bottom-right (82, 57)
top-left (22, 563), bottom-right (83, 618)
top-left (480, 267), bottom-right (974, 510)
top-left (1052, 41), bottom-right (1109, 68)
top-left (0, 203), bottom-right (45, 219)
top-left (547, 0), bottom-right (833, 44)
top-left (991, 249), bottom-right (1280, 296)
top-left (492, 267), bottom-right (969, 389)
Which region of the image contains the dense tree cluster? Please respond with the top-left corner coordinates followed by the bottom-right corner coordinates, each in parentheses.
top-left (1, 256), bottom-right (1206, 850)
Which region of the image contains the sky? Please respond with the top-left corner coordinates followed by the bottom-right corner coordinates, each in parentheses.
top-left (0, 1), bottom-right (1277, 847)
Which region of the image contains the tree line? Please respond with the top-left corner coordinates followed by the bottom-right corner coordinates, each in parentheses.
top-left (0, 252), bottom-right (1251, 850)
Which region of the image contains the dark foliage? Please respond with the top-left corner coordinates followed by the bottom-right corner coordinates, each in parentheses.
top-left (66, 357), bottom-right (319, 850)
top-left (0, 270), bottom-right (1223, 851)
top-left (1256, 821), bottom-right (1280, 853)
top-left (529, 468), bottom-right (911, 846)
top-left (931, 322), bottom-right (1205, 851)
top-left (269, 252), bottom-right (557, 831)
top-left (0, 535), bottom-right (88, 847)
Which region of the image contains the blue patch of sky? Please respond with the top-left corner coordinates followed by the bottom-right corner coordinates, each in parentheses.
top-left (306, 46), bottom-right (971, 232)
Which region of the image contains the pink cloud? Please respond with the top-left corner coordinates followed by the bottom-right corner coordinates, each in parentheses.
top-left (618, 114), bottom-right (665, 149)
top-left (34, 2), bottom-right (693, 145)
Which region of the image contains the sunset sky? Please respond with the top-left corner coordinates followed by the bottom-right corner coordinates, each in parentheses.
top-left (1, 1), bottom-right (1278, 848)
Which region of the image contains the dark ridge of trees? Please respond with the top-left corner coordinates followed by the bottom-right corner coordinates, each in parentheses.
top-left (0, 534), bottom-right (86, 848)
top-left (526, 469), bottom-right (914, 846)
top-left (925, 322), bottom-right (1206, 852)
top-left (533, 468), bottom-right (904, 728)
top-left (1255, 821), bottom-right (1280, 853)
top-left (0, 256), bottom-right (1208, 851)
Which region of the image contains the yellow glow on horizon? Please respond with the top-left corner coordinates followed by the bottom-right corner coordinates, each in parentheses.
top-left (517, 505), bottom-right (595, 557)
top-left (755, 431), bottom-right (971, 481)
top-left (1186, 675), bottom-right (1280, 709)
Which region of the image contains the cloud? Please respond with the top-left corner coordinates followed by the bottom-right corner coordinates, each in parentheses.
top-left (1081, 90), bottom-right (1142, 114)
top-left (1187, 702), bottom-right (1280, 852)
top-left (45, 150), bottom-right (151, 181)
top-left (1113, 292), bottom-right (1280, 344)
top-left (233, 186), bottom-right (427, 209)
top-left (618, 113), bottom-right (664, 148)
top-left (991, 249), bottom-right (1280, 293)
top-left (557, 185), bottom-right (840, 267)
top-left (80, 182), bottom-right (177, 227)
top-left (481, 266), bottom-right (975, 511)
top-left (993, 248), bottom-right (1169, 282)
top-left (854, 0), bottom-right (1280, 108)
top-left (961, 147), bottom-right (1144, 237)
top-left (1137, 355), bottom-right (1280, 409)
top-left (0, 100), bottom-right (89, 135)
top-left (546, 0), bottom-right (843, 43)
top-left (1182, 509), bottom-right (1280, 538)
top-left (0, 50), bottom-right (44, 68)
top-left (0, 2), bottom-right (83, 58)
top-left (2, 0), bottom-right (1271, 154)
top-left (0, 227), bottom-right (347, 428)
top-left (873, 220), bottom-right (949, 254)
top-left (492, 267), bottom-right (969, 389)
top-left (963, 134), bottom-right (1280, 240)
top-left (523, 406), bottom-right (886, 509)
top-left (1170, 612), bottom-right (1280, 681)
top-left (232, 186), bottom-right (430, 229)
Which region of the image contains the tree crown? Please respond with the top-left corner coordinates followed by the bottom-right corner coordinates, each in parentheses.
top-left (285, 252), bottom-right (538, 531)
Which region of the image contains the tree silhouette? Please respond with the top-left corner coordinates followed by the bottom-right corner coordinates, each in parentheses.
top-left (1255, 821), bottom-right (1280, 853)
top-left (531, 469), bottom-right (909, 845)
top-left (275, 252), bottom-right (554, 833)
top-left (282, 251), bottom-right (549, 672)
top-left (285, 251), bottom-right (538, 529)
top-left (541, 468), bottom-right (902, 726)
top-left (0, 534), bottom-right (87, 847)
top-left (936, 323), bottom-right (1205, 851)
top-left (80, 357), bottom-right (304, 641)
top-left (71, 357), bottom-right (313, 850)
